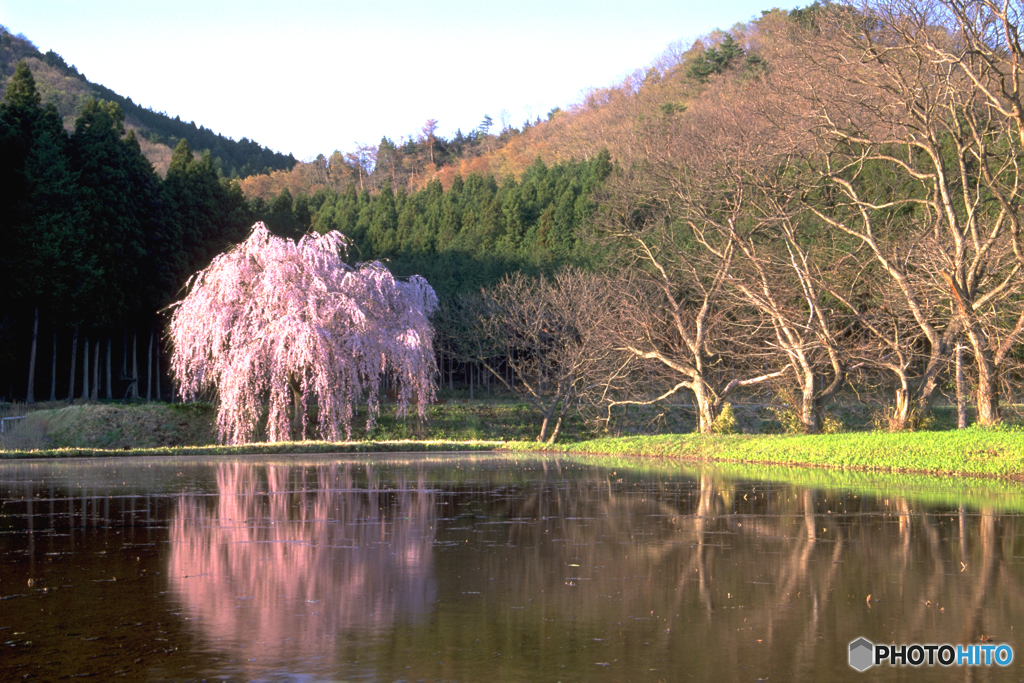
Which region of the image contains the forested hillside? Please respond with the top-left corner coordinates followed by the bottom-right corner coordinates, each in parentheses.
top-left (0, 55), bottom-right (612, 407)
top-left (236, 21), bottom-right (757, 200)
top-left (1, 0), bottom-right (1020, 441)
top-left (0, 26), bottom-right (296, 178)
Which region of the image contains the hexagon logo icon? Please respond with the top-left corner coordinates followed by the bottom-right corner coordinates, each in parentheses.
top-left (849, 637), bottom-right (874, 671)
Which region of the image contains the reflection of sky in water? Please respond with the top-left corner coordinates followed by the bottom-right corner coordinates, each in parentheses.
top-left (167, 463), bottom-right (437, 662)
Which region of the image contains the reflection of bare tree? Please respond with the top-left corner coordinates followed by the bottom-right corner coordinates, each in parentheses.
top-left (962, 508), bottom-right (997, 644)
top-left (451, 473), bottom-right (1021, 680)
top-left (167, 463), bottom-right (437, 668)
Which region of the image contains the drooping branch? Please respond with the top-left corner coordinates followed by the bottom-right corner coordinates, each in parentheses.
top-left (169, 223), bottom-right (437, 444)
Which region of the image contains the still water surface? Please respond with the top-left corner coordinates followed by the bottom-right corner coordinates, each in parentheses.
top-left (1, 454), bottom-right (1020, 680)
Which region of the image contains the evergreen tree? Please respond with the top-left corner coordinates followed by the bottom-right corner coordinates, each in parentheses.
top-left (70, 99), bottom-right (157, 325)
top-left (266, 188), bottom-right (303, 240)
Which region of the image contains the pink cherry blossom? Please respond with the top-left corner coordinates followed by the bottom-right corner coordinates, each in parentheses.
top-left (169, 223), bottom-right (437, 444)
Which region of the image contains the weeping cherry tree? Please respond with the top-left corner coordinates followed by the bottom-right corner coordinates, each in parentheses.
top-left (169, 223), bottom-right (437, 444)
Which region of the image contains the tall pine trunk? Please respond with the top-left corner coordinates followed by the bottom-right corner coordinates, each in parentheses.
top-left (105, 337), bottom-right (112, 399)
top-left (67, 325), bottom-right (78, 402)
top-left (91, 338), bottom-right (100, 401)
top-left (26, 306), bottom-right (38, 403)
top-left (81, 336), bottom-right (89, 400)
top-left (50, 325), bottom-right (57, 401)
top-left (131, 329), bottom-right (139, 400)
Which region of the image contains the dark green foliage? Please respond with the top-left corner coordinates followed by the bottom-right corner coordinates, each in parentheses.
top-left (308, 152), bottom-right (611, 298)
top-left (687, 33), bottom-right (745, 82)
top-left (160, 138), bottom-right (254, 301)
top-left (0, 66), bottom-right (264, 400)
top-left (69, 99), bottom-right (157, 322)
top-left (40, 49), bottom-right (87, 81)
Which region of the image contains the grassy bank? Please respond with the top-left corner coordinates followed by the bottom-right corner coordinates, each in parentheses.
top-left (1, 400), bottom-right (1020, 482)
top-left (1, 439), bottom-right (504, 459)
top-left (505, 428), bottom-right (1023, 480)
top-left (0, 398), bottom-right (558, 452)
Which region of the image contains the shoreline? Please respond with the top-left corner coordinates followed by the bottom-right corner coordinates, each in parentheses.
top-left (2, 428), bottom-right (1020, 482)
top-left (504, 430), bottom-right (1023, 482)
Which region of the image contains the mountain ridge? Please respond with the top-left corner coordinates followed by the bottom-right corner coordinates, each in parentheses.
top-left (0, 25), bottom-right (297, 179)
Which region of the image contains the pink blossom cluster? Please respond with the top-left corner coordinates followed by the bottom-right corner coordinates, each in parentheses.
top-left (169, 223), bottom-right (437, 443)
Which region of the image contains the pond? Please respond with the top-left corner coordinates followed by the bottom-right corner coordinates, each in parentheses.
top-left (0, 454), bottom-right (1020, 680)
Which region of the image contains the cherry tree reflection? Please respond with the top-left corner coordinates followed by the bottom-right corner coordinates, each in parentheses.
top-left (167, 462), bottom-right (437, 663)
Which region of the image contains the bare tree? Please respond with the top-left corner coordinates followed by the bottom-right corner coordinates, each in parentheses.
top-left (596, 178), bottom-right (787, 432)
top-left (599, 71), bottom-right (850, 433)
top-left (760, 0), bottom-right (1024, 425)
top-left (469, 269), bottom-right (619, 443)
top-left (721, 210), bottom-right (853, 434)
top-left (420, 119), bottom-right (438, 166)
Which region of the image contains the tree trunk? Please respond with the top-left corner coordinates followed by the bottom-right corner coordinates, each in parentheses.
top-left (546, 414), bottom-right (564, 444)
top-left (963, 323), bottom-right (999, 426)
top-left (537, 408), bottom-right (553, 442)
top-left (105, 338), bottom-right (112, 400)
top-left (693, 378), bottom-right (716, 434)
top-left (50, 325), bottom-right (57, 401)
top-left (892, 383), bottom-right (911, 431)
top-left (956, 341), bottom-right (967, 429)
top-left (801, 376), bottom-right (819, 434)
top-left (81, 336), bottom-right (89, 400)
top-left (91, 337), bottom-right (100, 401)
top-left (131, 329), bottom-right (139, 400)
top-left (288, 373), bottom-right (303, 440)
top-left (469, 363), bottom-right (474, 400)
top-left (545, 399), bottom-right (572, 444)
top-left (146, 326), bottom-right (153, 402)
top-left (67, 325), bottom-right (78, 402)
top-left (26, 306), bottom-right (38, 404)
top-left (974, 361), bottom-right (999, 427)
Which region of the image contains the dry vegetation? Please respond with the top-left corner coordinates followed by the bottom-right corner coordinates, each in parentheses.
top-left (0, 402), bottom-right (217, 451)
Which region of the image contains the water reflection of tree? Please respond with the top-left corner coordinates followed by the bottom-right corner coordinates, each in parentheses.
top-left (167, 462), bottom-right (437, 671)
top-left (415, 469), bottom-right (1022, 681)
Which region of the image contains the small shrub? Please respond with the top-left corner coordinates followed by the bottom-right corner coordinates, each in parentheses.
top-left (872, 402), bottom-right (935, 432)
top-left (769, 393), bottom-right (806, 434)
top-left (711, 403), bottom-right (739, 434)
top-left (820, 412), bottom-right (845, 435)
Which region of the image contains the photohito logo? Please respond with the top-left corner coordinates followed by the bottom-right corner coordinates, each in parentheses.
top-left (849, 638), bottom-right (1014, 671)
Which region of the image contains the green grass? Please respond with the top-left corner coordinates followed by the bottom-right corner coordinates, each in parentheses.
top-left (0, 439), bottom-right (503, 459)
top-left (504, 426), bottom-right (1023, 480)
top-left (2, 399), bottom-right (1020, 484)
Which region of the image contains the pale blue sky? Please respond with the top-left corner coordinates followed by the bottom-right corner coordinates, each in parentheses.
top-left (0, 0), bottom-right (798, 160)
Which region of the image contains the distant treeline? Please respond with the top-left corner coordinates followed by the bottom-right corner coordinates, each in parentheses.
top-left (292, 151), bottom-right (612, 294)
